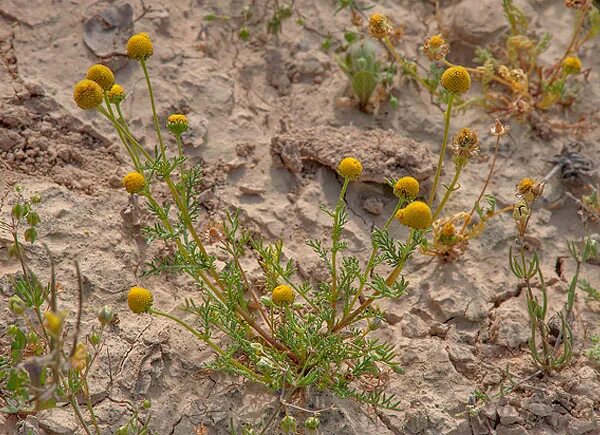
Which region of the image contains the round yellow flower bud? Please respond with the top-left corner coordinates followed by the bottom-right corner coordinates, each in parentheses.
top-left (272, 285), bottom-right (294, 306)
top-left (337, 157), bottom-right (363, 180)
top-left (562, 56), bottom-right (582, 75)
top-left (127, 286), bottom-right (153, 314)
top-left (73, 79), bottom-right (104, 110)
top-left (399, 201), bottom-right (432, 229)
top-left (44, 311), bottom-right (64, 336)
top-left (393, 176), bottom-right (419, 199)
top-left (441, 66), bottom-right (471, 95)
top-left (108, 84), bottom-right (126, 104)
top-left (368, 13), bottom-right (392, 39)
top-left (395, 208), bottom-right (406, 225)
top-left (86, 64), bottom-right (115, 90)
top-left (127, 33), bottom-right (153, 60)
top-left (122, 171), bottom-right (146, 194)
top-left (167, 113), bottom-right (189, 135)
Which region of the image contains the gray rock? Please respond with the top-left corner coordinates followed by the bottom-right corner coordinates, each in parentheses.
top-left (498, 404), bottom-right (522, 425)
top-left (567, 418), bottom-right (598, 435)
top-left (496, 424), bottom-right (529, 435)
top-left (271, 126), bottom-right (436, 186)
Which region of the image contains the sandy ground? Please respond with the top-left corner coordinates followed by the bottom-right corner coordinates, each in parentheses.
top-left (0, 0), bottom-right (599, 434)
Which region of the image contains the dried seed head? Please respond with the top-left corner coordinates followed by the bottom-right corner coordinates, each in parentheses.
top-left (490, 119), bottom-right (510, 137)
top-left (368, 13), bottom-right (392, 39)
top-left (510, 68), bottom-right (528, 92)
top-left (423, 34), bottom-right (450, 61)
top-left (564, 0), bottom-right (587, 9)
top-left (451, 128), bottom-right (479, 162)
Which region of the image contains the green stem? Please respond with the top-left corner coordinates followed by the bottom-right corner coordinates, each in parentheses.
top-left (175, 133), bottom-right (184, 157)
top-left (115, 103), bottom-right (152, 163)
top-left (139, 59), bottom-right (166, 159)
top-left (384, 229), bottom-right (414, 286)
top-left (150, 308), bottom-right (266, 382)
top-left (346, 199), bottom-right (404, 315)
top-left (460, 135), bottom-right (500, 235)
top-left (329, 178), bottom-right (350, 330)
top-left (432, 163), bottom-right (463, 220)
top-left (101, 96), bottom-right (141, 171)
top-left (382, 36), bottom-right (430, 90)
top-left (428, 93), bottom-right (455, 206)
top-left (70, 397), bottom-right (93, 435)
top-left (334, 230), bottom-right (414, 332)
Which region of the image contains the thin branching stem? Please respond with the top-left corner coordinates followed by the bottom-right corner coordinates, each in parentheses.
top-left (428, 93), bottom-right (455, 205)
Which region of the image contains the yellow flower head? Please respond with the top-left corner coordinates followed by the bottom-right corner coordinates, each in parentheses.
top-left (127, 286), bottom-right (153, 314)
top-left (516, 177), bottom-right (543, 203)
top-left (423, 34), bottom-right (449, 61)
top-left (108, 84), bottom-right (126, 104)
top-left (44, 311), bottom-right (64, 337)
top-left (562, 56), bottom-right (582, 75)
top-left (127, 33), bottom-right (154, 60)
top-left (395, 208), bottom-right (406, 224)
top-left (70, 343), bottom-right (88, 372)
top-left (122, 171), bottom-right (146, 194)
top-left (441, 66), bottom-right (471, 94)
top-left (86, 64), bottom-right (115, 90)
top-left (394, 176), bottom-right (419, 199)
top-left (368, 13), bottom-right (392, 39)
top-left (398, 201), bottom-right (432, 229)
top-left (167, 113), bottom-right (189, 135)
top-left (337, 157), bottom-right (363, 180)
top-left (517, 177), bottom-right (535, 194)
top-left (272, 285), bottom-right (294, 306)
top-left (73, 79), bottom-right (104, 110)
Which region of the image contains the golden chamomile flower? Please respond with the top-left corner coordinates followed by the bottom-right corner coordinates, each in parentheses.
top-left (368, 13), bottom-right (392, 39)
top-left (395, 208), bottom-right (406, 224)
top-left (272, 285), bottom-right (294, 305)
top-left (167, 113), bottom-right (189, 135)
top-left (108, 84), bottom-right (126, 104)
top-left (394, 176), bottom-right (419, 199)
top-left (399, 201), bottom-right (432, 229)
top-left (423, 34), bottom-right (449, 61)
top-left (70, 343), bottom-right (88, 371)
top-left (44, 311), bottom-right (64, 336)
top-left (517, 177), bottom-right (535, 195)
top-left (516, 177), bottom-right (543, 203)
top-left (337, 157), bottom-right (363, 180)
top-left (73, 79), bottom-right (104, 110)
top-left (127, 286), bottom-right (153, 314)
top-left (86, 64), bottom-right (115, 90)
top-left (441, 66), bottom-right (471, 95)
top-left (122, 171), bottom-right (146, 194)
top-left (127, 33), bottom-right (154, 60)
top-left (562, 56), bottom-right (582, 75)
